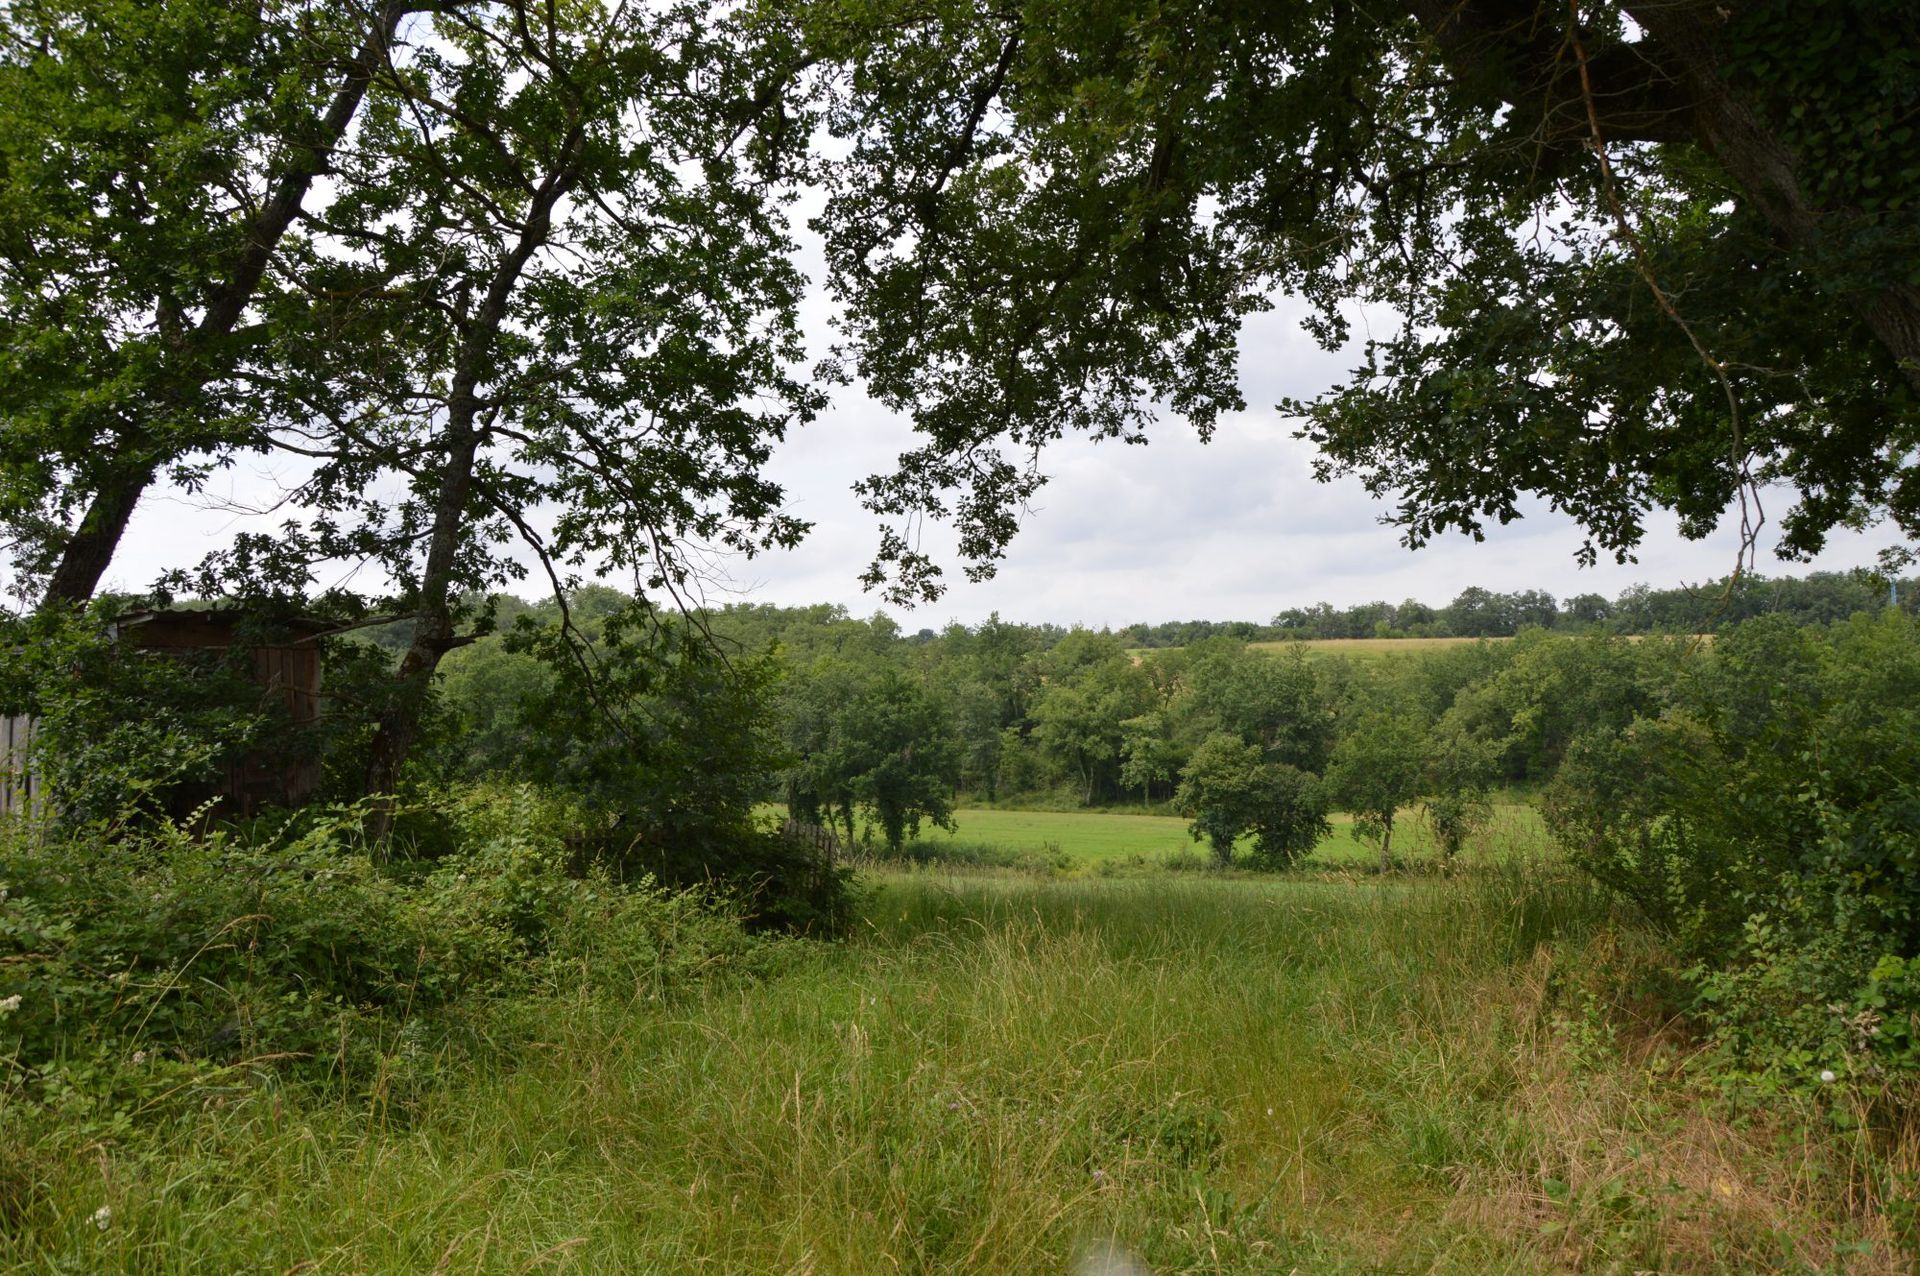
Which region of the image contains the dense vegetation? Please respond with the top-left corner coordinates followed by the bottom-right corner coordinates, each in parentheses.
top-left (1161, 571), bottom-right (1919, 645)
top-left (3, 0), bottom-right (1918, 1265)
top-left (12, 869), bottom-right (1909, 1272)
top-left (370, 584), bottom-right (1920, 1103)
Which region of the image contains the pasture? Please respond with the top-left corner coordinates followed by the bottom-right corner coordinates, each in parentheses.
top-left (1249, 635), bottom-right (1504, 658)
top-left (1128, 636), bottom-right (1505, 661)
top-left (7, 866), bottom-right (1889, 1273)
top-left (900, 802), bottom-right (1549, 869)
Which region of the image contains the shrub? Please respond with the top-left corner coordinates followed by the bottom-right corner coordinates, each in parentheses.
top-left (0, 786), bottom-right (769, 1107)
top-left (1544, 613), bottom-right (1920, 1090)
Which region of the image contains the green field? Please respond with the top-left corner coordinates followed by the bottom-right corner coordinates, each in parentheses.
top-left (1249, 636), bottom-right (1506, 658)
top-left (9, 868), bottom-right (1884, 1272)
top-left (1129, 636), bottom-right (1506, 660)
top-left (1134, 635), bottom-right (1705, 660)
top-left (904, 802), bottom-right (1548, 868)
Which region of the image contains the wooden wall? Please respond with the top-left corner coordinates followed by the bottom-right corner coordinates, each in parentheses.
top-left (1, 713), bottom-right (41, 821)
top-left (1, 626), bottom-right (327, 820)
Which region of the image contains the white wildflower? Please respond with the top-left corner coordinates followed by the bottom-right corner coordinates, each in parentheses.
top-left (131, 1050), bottom-right (147, 1066)
top-left (91, 1205), bottom-right (111, 1230)
top-left (1820, 1069), bottom-right (1838, 1084)
top-left (0, 994), bottom-right (21, 1014)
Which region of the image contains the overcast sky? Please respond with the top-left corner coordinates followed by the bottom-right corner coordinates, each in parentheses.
top-left (97, 273), bottom-right (1906, 631)
top-left (735, 297), bottom-right (1904, 627)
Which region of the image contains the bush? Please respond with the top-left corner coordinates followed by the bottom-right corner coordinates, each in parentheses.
top-left (0, 606), bottom-right (283, 827)
top-left (0, 785), bottom-right (771, 1108)
top-left (1544, 613), bottom-right (1920, 1090)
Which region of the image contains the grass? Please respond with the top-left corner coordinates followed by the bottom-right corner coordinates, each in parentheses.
top-left (3, 864), bottom-right (1908, 1273)
top-left (894, 802), bottom-right (1549, 870)
top-left (1128, 637), bottom-right (1504, 660)
top-left (1132, 635), bottom-right (1708, 660)
top-left (1248, 636), bottom-right (1506, 658)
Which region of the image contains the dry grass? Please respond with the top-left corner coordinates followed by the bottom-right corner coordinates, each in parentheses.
top-left (1433, 939), bottom-right (1913, 1272)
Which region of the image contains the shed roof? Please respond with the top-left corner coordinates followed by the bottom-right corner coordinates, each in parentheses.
top-left (109, 608), bottom-right (335, 646)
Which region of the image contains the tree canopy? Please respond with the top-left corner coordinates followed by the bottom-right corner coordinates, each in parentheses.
top-left (7, 1), bottom-right (1915, 627)
top-left (811, 0), bottom-right (1920, 598)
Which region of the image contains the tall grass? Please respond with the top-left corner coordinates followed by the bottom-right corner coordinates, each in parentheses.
top-left (3, 864), bottom-right (1907, 1273)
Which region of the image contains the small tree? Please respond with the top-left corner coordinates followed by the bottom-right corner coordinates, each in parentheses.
top-left (845, 670), bottom-right (961, 854)
top-left (787, 662), bottom-right (959, 854)
top-left (1118, 710), bottom-right (1182, 808)
top-left (1174, 732), bottom-right (1330, 868)
top-left (1328, 713), bottom-right (1427, 873)
top-left (1243, 762), bottom-right (1332, 871)
top-left (1423, 732), bottom-right (1499, 870)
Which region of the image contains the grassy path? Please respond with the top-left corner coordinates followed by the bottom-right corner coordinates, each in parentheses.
top-left (2, 871), bottom-right (1891, 1273)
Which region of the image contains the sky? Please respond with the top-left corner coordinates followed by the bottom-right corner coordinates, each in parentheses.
top-left (94, 266), bottom-right (1906, 631)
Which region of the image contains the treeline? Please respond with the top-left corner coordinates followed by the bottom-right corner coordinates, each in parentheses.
top-left (586, 599), bottom-right (1919, 1091)
top-left (433, 591), bottom-right (1920, 1091)
top-left (1119, 570), bottom-right (1915, 646)
top-left (684, 603), bottom-right (1648, 836)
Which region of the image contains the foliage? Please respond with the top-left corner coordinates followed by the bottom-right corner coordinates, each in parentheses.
top-left (1544, 613), bottom-right (1920, 1087)
top-left (0, 605), bottom-right (302, 825)
top-left (810, 0), bottom-right (1920, 600)
top-left (1172, 733), bottom-right (1330, 868)
top-left (1125, 571), bottom-right (1917, 645)
top-left (790, 664), bottom-right (959, 855)
top-left (1440, 630), bottom-right (1674, 782)
top-left (0, 783), bottom-right (769, 1104)
top-left (0, 0), bottom-right (403, 603)
top-left (1327, 712), bottom-right (1428, 871)
top-left (1422, 731), bottom-right (1500, 865)
top-left (433, 599), bottom-right (852, 934)
top-left (1179, 639), bottom-right (1334, 773)
top-left (1027, 631), bottom-right (1156, 805)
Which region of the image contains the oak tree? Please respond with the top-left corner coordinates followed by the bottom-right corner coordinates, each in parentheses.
top-left (811, 1), bottom-right (1920, 599)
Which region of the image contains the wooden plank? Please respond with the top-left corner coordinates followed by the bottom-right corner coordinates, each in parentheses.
top-left (2, 714), bottom-right (39, 821)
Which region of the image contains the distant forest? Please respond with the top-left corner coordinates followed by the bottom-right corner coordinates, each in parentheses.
top-left (1096, 570), bottom-right (1917, 647)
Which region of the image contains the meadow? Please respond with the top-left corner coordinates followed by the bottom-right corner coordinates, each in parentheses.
top-left (1127, 636), bottom-right (1505, 661)
top-left (1248, 636), bottom-right (1503, 659)
top-left (3, 854), bottom-right (1902, 1273)
top-left (895, 802), bottom-right (1548, 870)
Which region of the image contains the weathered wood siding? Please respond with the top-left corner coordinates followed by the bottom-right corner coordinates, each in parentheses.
top-left (1, 714), bottom-right (41, 821)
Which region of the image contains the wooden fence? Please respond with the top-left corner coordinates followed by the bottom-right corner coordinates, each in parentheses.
top-left (1, 714), bottom-right (41, 821)
top-left (780, 819), bottom-right (841, 864)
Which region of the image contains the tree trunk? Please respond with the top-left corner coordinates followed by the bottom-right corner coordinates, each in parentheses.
top-left (1379, 815), bottom-right (1394, 874)
top-left (41, 459), bottom-right (157, 606)
top-left (36, 1), bottom-right (414, 608)
top-left (360, 132), bottom-right (584, 837)
top-left (362, 429), bottom-right (479, 838)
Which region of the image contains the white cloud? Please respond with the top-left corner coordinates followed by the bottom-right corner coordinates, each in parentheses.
top-left (97, 285), bottom-right (1906, 628)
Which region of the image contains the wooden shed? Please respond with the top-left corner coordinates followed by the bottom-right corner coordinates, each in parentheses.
top-left (2, 608), bottom-right (333, 819)
top-left (1, 713), bottom-right (42, 822)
